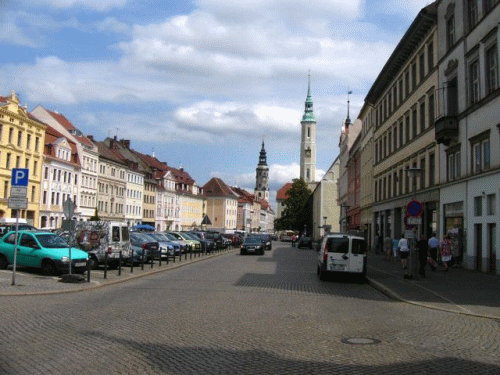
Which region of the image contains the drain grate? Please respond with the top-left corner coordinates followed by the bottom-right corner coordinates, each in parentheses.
top-left (341, 337), bottom-right (381, 345)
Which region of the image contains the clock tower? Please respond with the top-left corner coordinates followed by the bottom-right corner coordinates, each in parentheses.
top-left (255, 140), bottom-right (269, 201)
top-left (300, 73), bottom-right (316, 184)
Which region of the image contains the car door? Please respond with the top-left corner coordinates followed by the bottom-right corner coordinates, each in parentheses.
top-left (325, 236), bottom-right (350, 272)
top-left (349, 239), bottom-right (366, 273)
top-left (18, 233), bottom-right (41, 267)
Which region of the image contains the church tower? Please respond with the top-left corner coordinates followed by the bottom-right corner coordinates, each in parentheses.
top-left (300, 73), bottom-right (317, 183)
top-left (255, 140), bottom-right (269, 201)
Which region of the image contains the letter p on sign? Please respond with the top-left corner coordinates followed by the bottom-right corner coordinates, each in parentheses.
top-left (11, 168), bottom-right (29, 187)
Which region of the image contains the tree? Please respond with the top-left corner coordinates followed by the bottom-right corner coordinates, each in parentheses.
top-left (274, 179), bottom-right (311, 233)
top-left (89, 207), bottom-right (100, 221)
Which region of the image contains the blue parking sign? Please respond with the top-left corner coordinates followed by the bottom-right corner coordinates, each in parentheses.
top-left (11, 168), bottom-right (29, 187)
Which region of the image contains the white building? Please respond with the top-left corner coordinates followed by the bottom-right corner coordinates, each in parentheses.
top-left (435, 0), bottom-right (499, 273)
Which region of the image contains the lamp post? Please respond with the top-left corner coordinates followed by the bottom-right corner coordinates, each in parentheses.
top-left (405, 167), bottom-right (423, 279)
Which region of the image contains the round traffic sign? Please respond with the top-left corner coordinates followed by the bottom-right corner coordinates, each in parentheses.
top-left (406, 199), bottom-right (423, 217)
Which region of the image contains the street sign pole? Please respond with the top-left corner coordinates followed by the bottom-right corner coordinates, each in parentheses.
top-left (63, 199), bottom-right (75, 275)
top-left (10, 168), bottom-right (29, 286)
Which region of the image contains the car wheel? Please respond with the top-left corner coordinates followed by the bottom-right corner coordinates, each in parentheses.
top-left (0, 254), bottom-right (8, 270)
top-left (41, 260), bottom-right (57, 276)
top-left (240, 250), bottom-right (245, 255)
top-left (316, 265), bottom-right (320, 275)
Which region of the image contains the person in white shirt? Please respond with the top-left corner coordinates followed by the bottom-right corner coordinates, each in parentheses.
top-left (398, 234), bottom-right (410, 270)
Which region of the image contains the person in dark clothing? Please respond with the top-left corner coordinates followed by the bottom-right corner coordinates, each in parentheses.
top-left (416, 233), bottom-right (428, 277)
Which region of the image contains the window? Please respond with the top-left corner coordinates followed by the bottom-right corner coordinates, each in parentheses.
top-left (31, 186), bottom-right (35, 202)
top-left (420, 101), bottom-right (426, 133)
top-left (393, 172), bottom-right (398, 197)
top-left (393, 125), bottom-right (398, 150)
top-left (411, 62), bottom-right (417, 90)
top-left (26, 134), bottom-right (31, 149)
top-left (8, 128), bottom-right (13, 143)
top-left (412, 107), bottom-right (418, 138)
top-left (405, 70), bottom-right (410, 96)
top-left (428, 93), bottom-right (435, 127)
top-left (474, 196), bottom-right (483, 216)
top-left (51, 192), bottom-right (55, 205)
top-left (447, 77), bottom-right (458, 115)
top-left (43, 191), bottom-right (47, 205)
top-left (446, 13), bottom-right (455, 49)
top-left (428, 153), bottom-right (435, 187)
top-left (398, 78), bottom-right (403, 103)
top-left (447, 148), bottom-right (461, 181)
top-left (470, 132), bottom-right (490, 174)
top-left (419, 52), bottom-right (425, 81)
top-left (467, 0), bottom-right (478, 30)
top-left (485, 44), bottom-right (498, 95)
top-left (405, 114), bottom-right (410, 142)
top-left (399, 120), bottom-right (403, 147)
top-left (44, 167), bottom-right (48, 180)
top-left (15, 156), bottom-right (20, 168)
top-left (35, 137), bottom-right (39, 152)
top-left (469, 58), bottom-right (480, 105)
top-left (487, 194), bottom-right (496, 215)
top-left (427, 42), bottom-right (434, 71)
top-left (6, 153), bottom-right (10, 169)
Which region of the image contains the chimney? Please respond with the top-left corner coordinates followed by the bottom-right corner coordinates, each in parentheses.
top-left (121, 139), bottom-right (130, 148)
top-left (87, 135), bottom-right (94, 141)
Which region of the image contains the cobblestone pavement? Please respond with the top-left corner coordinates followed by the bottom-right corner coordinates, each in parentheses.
top-left (0, 243), bottom-right (499, 374)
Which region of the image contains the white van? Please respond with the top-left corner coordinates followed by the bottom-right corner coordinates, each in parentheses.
top-left (317, 233), bottom-right (367, 281)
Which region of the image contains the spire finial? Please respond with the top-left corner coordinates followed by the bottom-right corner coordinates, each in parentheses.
top-left (307, 70), bottom-right (311, 96)
top-left (345, 89), bottom-right (352, 127)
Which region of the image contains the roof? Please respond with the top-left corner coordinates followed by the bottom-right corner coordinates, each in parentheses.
top-left (202, 177), bottom-right (238, 198)
top-left (44, 125), bottom-right (81, 167)
top-left (44, 109), bottom-right (95, 148)
top-left (365, 2), bottom-right (437, 104)
top-left (94, 140), bottom-right (128, 165)
top-left (276, 183), bottom-right (293, 201)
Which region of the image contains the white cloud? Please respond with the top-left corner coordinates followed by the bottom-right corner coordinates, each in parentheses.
top-left (30, 0), bottom-right (127, 11)
top-left (96, 17), bottom-right (130, 34)
top-left (378, 0), bottom-right (433, 20)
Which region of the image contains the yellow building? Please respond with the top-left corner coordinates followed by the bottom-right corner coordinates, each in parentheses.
top-left (202, 177), bottom-right (238, 232)
top-left (0, 91), bottom-right (46, 225)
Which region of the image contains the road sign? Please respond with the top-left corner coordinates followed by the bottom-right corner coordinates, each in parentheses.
top-left (406, 199), bottom-right (423, 217)
top-left (63, 199), bottom-right (75, 219)
top-left (8, 196), bottom-right (28, 209)
top-left (11, 168), bottom-right (29, 187)
top-left (10, 186), bottom-right (27, 197)
top-left (407, 217), bottom-right (422, 225)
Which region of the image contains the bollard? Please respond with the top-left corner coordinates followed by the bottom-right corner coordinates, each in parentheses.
top-left (130, 252), bottom-right (134, 273)
top-left (87, 258), bottom-right (91, 283)
top-left (104, 252), bottom-right (108, 279)
top-left (141, 249), bottom-right (145, 270)
top-left (185, 247), bottom-right (188, 261)
top-left (190, 247), bottom-right (192, 260)
top-left (179, 249), bottom-right (182, 262)
top-left (159, 251), bottom-right (162, 267)
top-left (151, 251), bottom-right (154, 269)
top-left (118, 251), bottom-right (122, 276)
top-left (166, 252), bottom-right (169, 265)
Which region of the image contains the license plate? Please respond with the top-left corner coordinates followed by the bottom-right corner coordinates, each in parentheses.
top-left (74, 262), bottom-right (86, 267)
top-left (330, 264), bottom-right (345, 271)
top-left (247, 247), bottom-right (255, 252)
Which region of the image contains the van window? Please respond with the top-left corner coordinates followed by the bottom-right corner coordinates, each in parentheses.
top-left (112, 227), bottom-right (120, 242)
top-left (352, 239), bottom-right (367, 254)
top-left (121, 226), bottom-right (129, 241)
top-left (326, 237), bottom-right (349, 253)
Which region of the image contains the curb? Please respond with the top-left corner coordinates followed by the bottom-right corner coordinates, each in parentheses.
top-left (0, 248), bottom-right (238, 297)
top-left (367, 277), bottom-right (500, 322)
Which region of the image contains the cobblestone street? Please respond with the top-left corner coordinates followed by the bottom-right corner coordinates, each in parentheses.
top-left (0, 243), bottom-right (499, 374)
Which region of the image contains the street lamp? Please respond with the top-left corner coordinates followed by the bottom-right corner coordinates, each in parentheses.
top-left (405, 167), bottom-right (423, 279)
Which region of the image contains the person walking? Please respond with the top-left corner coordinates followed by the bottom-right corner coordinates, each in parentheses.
top-left (398, 234), bottom-right (409, 270)
top-left (440, 234), bottom-right (452, 272)
top-left (291, 234), bottom-right (297, 248)
top-left (384, 235), bottom-right (392, 260)
top-left (416, 233), bottom-right (428, 277)
top-left (428, 233), bottom-right (439, 271)
top-left (392, 237), bottom-right (399, 261)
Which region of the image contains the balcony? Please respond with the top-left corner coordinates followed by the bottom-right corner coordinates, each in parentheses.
top-left (435, 115), bottom-right (459, 146)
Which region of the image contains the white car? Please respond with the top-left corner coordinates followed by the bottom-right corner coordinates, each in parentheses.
top-left (317, 234), bottom-right (367, 281)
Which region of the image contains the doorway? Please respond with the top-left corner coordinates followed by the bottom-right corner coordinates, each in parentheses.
top-left (488, 224), bottom-right (496, 273)
top-left (474, 224), bottom-right (482, 271)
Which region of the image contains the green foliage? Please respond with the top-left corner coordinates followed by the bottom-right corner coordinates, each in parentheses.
top-left (89, 207), bottom-right (100, 221)
top-left (274, 179), bottom-right (311, 233)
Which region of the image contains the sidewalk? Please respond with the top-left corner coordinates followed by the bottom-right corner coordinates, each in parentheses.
top-left (367, 253), bottom-right (500, 320)
top-left (0, 249), bottom-right (236, 296)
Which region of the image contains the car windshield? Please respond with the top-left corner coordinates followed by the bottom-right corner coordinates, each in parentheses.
top-left (163, 233), bottom-right (178, 241)
top-left (326, 237), bottom-right (349, 253)
top-left (36, 233), bottom-right (69, 248)
top-left (243, 237), bottom-right (262, 245)
top-left (189, 233), bottom-right (202, 240)
top-left (149, 233), bottom-right (169, 242)
top-left (182, 233), bottom-right (198, 240)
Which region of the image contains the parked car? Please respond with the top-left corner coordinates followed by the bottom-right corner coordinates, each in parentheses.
top-left (297, 236), bottom-right (313, 249)
top-left (168, 231), bottom-right (202, 252)
top-left (317, 233), bottom-right (367, 281)
top-left (186, 232), bottom-right (216, 253)
top-left (0, 218), bottom-right (38, 237)
top-left (129, 232), bottom-right (158, 263)
top-left (240, 236), bottom-right (265, 256)
top-left (0, 230), bottom-right (88, 275)
top-left (142, 232), bottom-right (177, 258)
top-left (162, 232), bottom-right (188, 254)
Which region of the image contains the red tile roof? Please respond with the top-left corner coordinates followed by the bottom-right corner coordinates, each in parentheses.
top-left (45, 109), bottom-right (95, 147)
top-left (276, 183), bottom-right (293, 201)
top-left (202, 177), bottom-right (238, 198)
top-left (44, 125), bottom-right (81, 166)
top-left (94, 140), bottom-right (128, 165)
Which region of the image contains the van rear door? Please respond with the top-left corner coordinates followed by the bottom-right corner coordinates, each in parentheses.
top-left (325, 236), bottom-right (350, 273)
top-left (349, 238), bottom-right (366, 273)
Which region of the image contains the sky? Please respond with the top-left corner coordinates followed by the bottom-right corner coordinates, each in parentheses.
top-left (0, 0), bottom-right (432, 207)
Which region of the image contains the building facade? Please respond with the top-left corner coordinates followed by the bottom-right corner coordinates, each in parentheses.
top-left (202, 177), bottom-right (238, 233)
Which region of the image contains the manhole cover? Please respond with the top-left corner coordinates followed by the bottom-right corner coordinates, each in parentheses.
top-left (341, 337), bottom-right (381, 345)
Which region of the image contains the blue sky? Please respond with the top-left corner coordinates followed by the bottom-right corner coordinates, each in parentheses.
top-left (0, 0), bottom-right (430, 205)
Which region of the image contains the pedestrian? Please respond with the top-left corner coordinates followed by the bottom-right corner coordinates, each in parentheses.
top-left (428, 232), bottom-right (439, 271)
top-left (398, 234), bottom-right (409, 270)
top-left (384, 235), bottom-right (392, 260)
top-left (440, 234), bottom-right (452, 272)
top-left (392, 237), bottom-right (399, 260)
top-left (416, 233), bottom-right (428, 277)
top-left (374, 233), bottom-right (381, 254)
top-left (291, 234), bottom-right (297, 248)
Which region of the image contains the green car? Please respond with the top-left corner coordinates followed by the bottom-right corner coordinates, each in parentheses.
top-left (0, 230), bottom-right (89, 276)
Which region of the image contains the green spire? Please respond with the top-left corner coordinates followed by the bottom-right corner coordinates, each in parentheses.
top-left (302, 71), bottom-right (316, 122)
